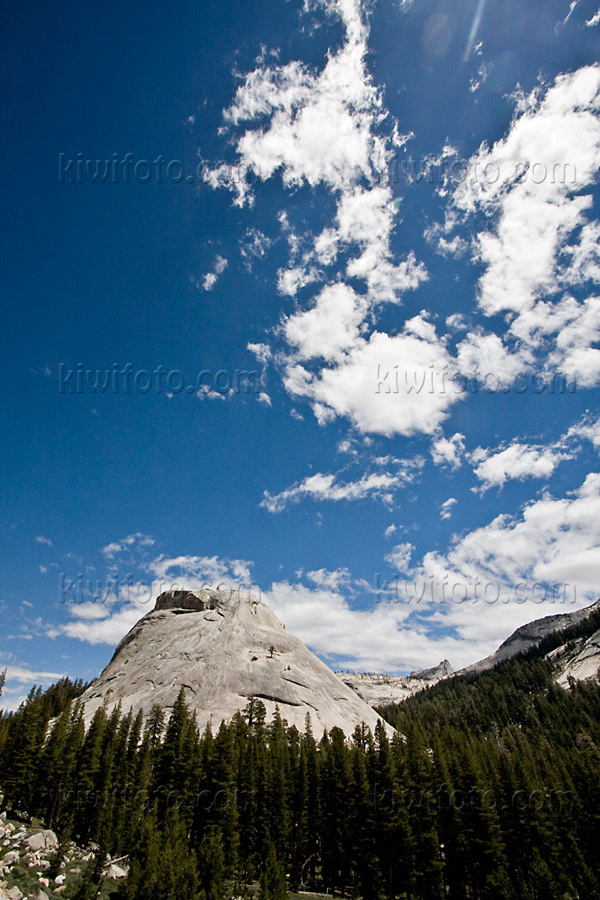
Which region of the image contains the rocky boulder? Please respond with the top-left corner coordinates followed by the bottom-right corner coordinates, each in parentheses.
top-left (25, 831), bottom-right (58, 853)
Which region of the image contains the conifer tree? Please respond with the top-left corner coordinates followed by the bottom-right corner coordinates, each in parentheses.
top-left (198, 826), bottom-right (226, 900)
top-left (119, 810), bottom-right (162, 900)
top-left (260, 841), bottom-right (288, 900)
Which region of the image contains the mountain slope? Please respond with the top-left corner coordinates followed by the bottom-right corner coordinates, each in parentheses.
top-left (80, 589), bottom-right (392, 735)
top-left (462, 599), bottom-right (600, 676)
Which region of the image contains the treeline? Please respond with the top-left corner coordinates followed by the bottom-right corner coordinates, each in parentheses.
top-left (0, 613), bottom-right (600, 900)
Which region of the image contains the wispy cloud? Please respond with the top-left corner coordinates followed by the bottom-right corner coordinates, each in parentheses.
top-left (102, 533), bottom-right (155, 558)
top-left (440, 498), bottom-right (457, 519)
top-left (586, 6), bottom-right (600, 26)
top-left (260, 457), bottom-right (424, 513)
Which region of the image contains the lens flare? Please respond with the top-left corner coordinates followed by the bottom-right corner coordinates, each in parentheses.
top-left (463, 0), bottom-right (486, 63)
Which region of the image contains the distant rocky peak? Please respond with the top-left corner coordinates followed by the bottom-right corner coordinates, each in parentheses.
top-left (410, 659), bottom-right (454, 680)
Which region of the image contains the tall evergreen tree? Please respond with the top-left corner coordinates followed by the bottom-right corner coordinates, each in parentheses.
top-left (259, 841), bottom-right (288, 900)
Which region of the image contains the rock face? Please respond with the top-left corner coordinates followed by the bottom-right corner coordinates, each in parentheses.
top-left (551, 626), bottom-right (600, 686)
top-left (462, 600), bottom-right (600, 676)
top-left (81, 589), bottom-right (392, 736)
top-left (337, 660), bottom-right (454, 708)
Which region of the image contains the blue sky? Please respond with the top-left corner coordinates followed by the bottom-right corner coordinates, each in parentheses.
top-left (2, 0), bottom-right (600, 709)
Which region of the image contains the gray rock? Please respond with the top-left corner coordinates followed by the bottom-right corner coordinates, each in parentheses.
top-left (25, 831), bottom-right (58, 853)
top-left (107, 863), bottom-right (127, 879)
top-left (1, 850), bottom-right (19, 865)
top-left (31, 890), bottom-right (49, 900)
top-left (6, 886), bottom-right (23, 900)
top-left (552, 628), bottom-right (600, 685)
top-left (81, 589), bottom-right (393, 736)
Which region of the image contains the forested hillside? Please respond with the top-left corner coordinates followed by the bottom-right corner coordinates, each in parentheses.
top-left (1, 608), bottom-right (600, 900)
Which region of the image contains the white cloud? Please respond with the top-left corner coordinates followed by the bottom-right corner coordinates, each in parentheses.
top-left (455, 330), bottom-right (531, 384)
top-left (548, 295), bottom-right (600, 387)
top-left (35, 535), bottom-right (52, 547)
top-left (567, 412), bottom-right (600, 449)
top-left (306, 567), bottom-right (353, 590)
top-left (440, 497), bottom-right (457, 519)
top-left (205, 0), bottom-right (433, 436)
top-left (264, 578), bottom-right (458, 673)
top-left (202, 255), bottom-right (228, 291)
top-left (284, 326), bottom-right (461, 436)
top-left (444, 65), bottom-right (600, 385)
top-left (284, 283), bottom-right (368, 361)
top-left (384, 542), bottom-right (413, 573)
top-left (431, 432), bottom-right (465, 469)
top-left (147, 553), bottom-right (253, 585)
top-left (408, 472), bottom-right (600, 658)
top-left (58, 605), bottom-right (146, 646)
top-left (0, 663), bottom-right (65, 683)
top-left (586, 7), bottom-right (600, 26)
top-left (0, 664), bottom-right (67, 712)
top-left (240, 229), bottom-right (273, 266)
top-left (468, 413), bottom-right (600, 492)
top-left (469, 441), bottom-right (574, 491)
top-left (384, 524), bottom-right (397, 539)
top-left (560, 0), bottom-right (581, 26)
top-left (197, 387), bottom-right (227, 401)
top-left (202, 272), bottom-right (218, 291)
top-left (248, 342), bottom-right (272, 364)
